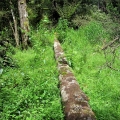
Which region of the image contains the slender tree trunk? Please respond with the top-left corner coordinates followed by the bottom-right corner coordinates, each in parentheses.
top-left (18, 0), bottom-right (30, 49)
top-left (98, 0), bottom-right (100, 10)
top-left (10, 9), bottom-right (19, 47)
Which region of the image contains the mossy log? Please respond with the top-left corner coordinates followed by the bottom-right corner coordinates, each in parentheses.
top-left (54, 40), bottom-right (96, 120)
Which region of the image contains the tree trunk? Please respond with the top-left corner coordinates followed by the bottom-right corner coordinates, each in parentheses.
top-left (10, 8), bottom-right (19, 47)
top-left (18, 0), bottom-right (30, 49)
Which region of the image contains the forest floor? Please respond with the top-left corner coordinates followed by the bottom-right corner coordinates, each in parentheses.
top-left (0, 20), bottom-right (120, 120)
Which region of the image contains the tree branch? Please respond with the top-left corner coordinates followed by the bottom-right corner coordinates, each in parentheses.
top-left (102, 37), bottom-right (119, 50)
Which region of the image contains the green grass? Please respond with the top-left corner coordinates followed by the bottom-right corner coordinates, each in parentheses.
top-left (0, 30), bottom-right (64, 119)
top-left (62, 22), bottom-right (120, 120)
top-left (0, 21), bottom-right (120, 120)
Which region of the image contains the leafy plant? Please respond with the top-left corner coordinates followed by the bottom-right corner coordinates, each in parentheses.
top-left (91, 6), bottom-right (120, 38)
top-left (83, 21), bottom-right (108, 44)
top-left (62, 25), bottom-right (120, 120)
top-left (0, 29), bottom-right (64, 120)
top-left (55, 18), bottom-right (69, 42)
top-left (54, 0), bottom-right (81, 19)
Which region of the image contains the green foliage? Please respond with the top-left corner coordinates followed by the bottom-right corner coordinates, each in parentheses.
top-left (0, 2), bottom-right (120, 119)
top-left (71, 15), bottom-right (90, 28)
top-left (55, 0), bottom-right (81, 19)
top-left (62, 26), bottom-right (120, 120)
top-left (55, 18), bottom-right (69, 42)
top-left (0, 29), bottom-right (16, 68)
top-left (30, 23), bottom-right (54, 51)
top-left (0, 47), bottom-right (64, 120)
top-left (106, 1), bottom-right (120, 16)
top-left (91, 6), bottom-right (120, 38)
top-left (27, 0), bottom-right (52, 26)
top-left (83, 21), bottom-right (108, 44)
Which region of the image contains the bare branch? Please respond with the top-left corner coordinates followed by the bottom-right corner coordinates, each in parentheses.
top-left (102, 37), bottom-right (119, 50)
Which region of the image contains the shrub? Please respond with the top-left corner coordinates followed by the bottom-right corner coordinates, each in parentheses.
top-left (55, 18), bottom-right (69, 42)
top-left (83, 21), bottom-right (108, 44)
top-left (91, 7), bottom-right (120, 38)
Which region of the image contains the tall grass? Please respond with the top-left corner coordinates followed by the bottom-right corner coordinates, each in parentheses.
top-left (0, 20), bottom-right (119, 120)
top-left (0, 26), bottom-right (64, 120)
top-left (62, 21), bottom-right (120, 120)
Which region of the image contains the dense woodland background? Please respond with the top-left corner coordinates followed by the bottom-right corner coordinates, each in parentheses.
top-left (0, 0), bottom-right (120, 120)
top-left (0, 0), bottom-right (120, 51)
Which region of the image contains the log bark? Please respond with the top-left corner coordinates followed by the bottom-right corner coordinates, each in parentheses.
top-left (54, 40), bottom-right (96, 120)
top-left (18, 0), bottom-right (30, 49)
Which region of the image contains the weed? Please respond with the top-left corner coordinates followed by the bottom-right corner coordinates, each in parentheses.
top-left (0, 38), bottom-right (64, 120)
top-left (1, 16), bottom-right (119, 120)
top-left (62, 24), bottom-right (120, 120)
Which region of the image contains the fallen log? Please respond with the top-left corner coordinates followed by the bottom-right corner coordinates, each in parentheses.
top-left (54, 40), bottom-right (96, 120)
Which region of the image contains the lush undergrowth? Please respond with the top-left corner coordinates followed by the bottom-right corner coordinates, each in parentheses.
top-left (0, 28), bottom-right (64, 119)
top-left (0, 19), bottom-right (120, 120)
top-left (62, 21), bottom-right (120, 120)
